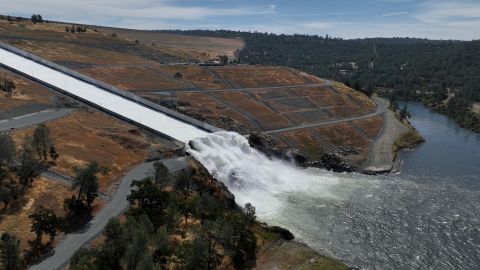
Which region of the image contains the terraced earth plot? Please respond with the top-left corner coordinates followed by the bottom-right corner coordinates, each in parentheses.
top-left (0, 18), bottom-right (385, 169)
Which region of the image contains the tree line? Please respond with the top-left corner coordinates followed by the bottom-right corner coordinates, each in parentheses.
top-left (0, 123), bottom-right (108, 269)
top-left (70, 163), bottom-right (258, 270)
top-left (161, 30), bottom-right (480, 132)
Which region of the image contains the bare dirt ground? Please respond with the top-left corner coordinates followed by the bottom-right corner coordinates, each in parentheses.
top-left (255, 238), bottom-right (347, 270)
top-left (364, 98), bottom-right (408, 173)
top-left (0, 68), bottom-right (54, 114)
top-left (9, 109), bottom-right (151, 191)
top-left (92, 26), bottom-right (245, 61)
top-left (0, 177), bottom-right (75, 251)
top-left (0, 19), bottom-right (388, 168)
top-left (0, 18), bottom-right (389, 269)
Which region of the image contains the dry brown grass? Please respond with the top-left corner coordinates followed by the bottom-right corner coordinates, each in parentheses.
top-left (0, 68), bottom-right (53, 111)
top-left (213, 91), bottom-right (290, 130)
top-left (75, 66), bottom-right (191, 91)
top-left (288, 85), bottom-right (331, 97)
top-left (315, 123), bottom-right (370, 165)
top-left (315, 123), bottom-right (368, 147)
top-left (154, 65), bottom-right (230, 90)
top-left (281, 130), bottom-right (325, 158)
top-left (0, 177), bottom-right (75, 250)
top-left (92, 27), bottom-right (244, 61)
top-left (331, 82), bottom-right (376, 112)
top-left (10, 109), bottom-right (149, 191)
top-left (214, 66), bottom-right (312, 88)
top-left (7, 40), bottom-right (157, 66)
top-left (352, 115), bottom-right (384, 139)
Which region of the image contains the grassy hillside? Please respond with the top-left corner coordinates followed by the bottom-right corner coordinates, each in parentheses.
top-left (0, 18), bottom-right (384, 169)
top-left (162, 30), bottom-right (480, 133)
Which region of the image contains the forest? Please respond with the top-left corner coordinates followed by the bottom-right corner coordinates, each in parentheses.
top-left (162, 30), bottom-right (480, 132)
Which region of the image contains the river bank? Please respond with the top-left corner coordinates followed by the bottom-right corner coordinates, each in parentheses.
top-left (257, 101), bottom-right (480, 270)
top-left (250, 97), bottom-right (423, 176)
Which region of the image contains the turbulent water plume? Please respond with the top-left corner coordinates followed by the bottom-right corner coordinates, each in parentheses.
top-left (187, 131), bottom-right (340, 215)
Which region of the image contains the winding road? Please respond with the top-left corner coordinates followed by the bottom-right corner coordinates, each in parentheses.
top-left (0, 106), bottom-right (188, 270)
top-left (30, 157), bottom-right (189, 270)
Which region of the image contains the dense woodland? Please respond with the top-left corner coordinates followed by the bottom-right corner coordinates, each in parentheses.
top-left (163, 30), bottom-right (480, 132)
top-left (0, 126), bottom-right (267, 269)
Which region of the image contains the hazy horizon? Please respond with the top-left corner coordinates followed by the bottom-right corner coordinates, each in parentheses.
top-left (1, 0), bottom-right (480, 41)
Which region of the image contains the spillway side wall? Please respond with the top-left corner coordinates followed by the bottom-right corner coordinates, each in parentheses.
top-left (0, 62), bottom-right (186, 145)
top-left (0, 41), bottom-right (223, 134)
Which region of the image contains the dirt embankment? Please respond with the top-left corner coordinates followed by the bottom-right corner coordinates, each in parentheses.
top-left (363, 98), bottom-right (424, 174)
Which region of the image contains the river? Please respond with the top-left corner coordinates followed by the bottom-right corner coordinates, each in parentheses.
top-left (189, 102), bottom-right (480, 270)
top-left (261, 102), bottom-right (480, 270)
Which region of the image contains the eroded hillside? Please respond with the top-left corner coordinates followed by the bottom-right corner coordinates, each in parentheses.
top-left (0, 18), bottom-right (385, 169)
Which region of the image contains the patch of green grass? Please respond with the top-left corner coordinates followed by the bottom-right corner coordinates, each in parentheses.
top-left (393, 128), bottom-right (425, 153)
top-left (298, 256), bottom-right (348, 270)
top-left (254, 224), bottom-right (282, 241)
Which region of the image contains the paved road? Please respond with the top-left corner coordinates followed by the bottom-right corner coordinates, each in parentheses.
top-left (145, 81), bottom-right (330, 95)
top-left (30, 157), bottom-right (189, 270)
top-left (264, 97), bottom-right (386, 134)
top-left (0, 109), bottom-right (73, 131)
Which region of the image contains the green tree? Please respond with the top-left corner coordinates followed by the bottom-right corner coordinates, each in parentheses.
top-left (124, 216), bottom-right (152, 270)
top-left (174, 72), bottom-right (183, 80)
top-left (70, 247), bottom-right (98, 270)
top-left (0, 233), bottom-right (20, 270)
top-left (49, 145), bottom-right (59, 162)
top-left (30, 14), bottom-right (38, 24)
top-left (97, 218), bottom-right (126, 270)
top-left (32, 124), bottom-right (53, 161)
top-left (152, 227), bottom-right (172, 267)
top-left (181, 232), bottom-right (209, 270)
top-left (127, 178), bottom-right (170, 226)
top-left (153, 161), bottom-right (169, 188)
top-left (17, 137), bottom-right (39, 188)
top-left (193, 193), bottom-right (222, 221)
top-left (174, 170), bottom-right (197, 226)
top-left (73, 161), bottom-right (103, 208)
top-left (0, 185), bottom-right (14, 210)
top-left (243, 203), bottom-right (256, 225)
top-left (0, 77), bottom-right (15, 93)
top-left (29, 206), bottom-right (59, 247)
top-left (218, 55), bottom-right (229, 65)
top-left (203, 219), bottom-right (230, 269)
top-left (389, 96), bottom-right (399, 112)
top-left (136, 254), bottom-right (154, 270)
top-left (399, 104), bottom-right (411, 120)
top-left (164, 198), bottom-right (180, 233)
top-left (0, 133), bottom-right (16, 169)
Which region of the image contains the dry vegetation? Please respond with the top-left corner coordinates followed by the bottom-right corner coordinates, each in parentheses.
top-left (75, 65), bottom-right (192, 92)
top-left (0, 68), bottom-right (53, 111)
top-left (214, 65), bottom-right (313, 88)
top-left (0, 17), bottom-right (385, 168)
top-left (315, 123), bottom-right (370, 165)
top-left (154, 65), bottom-right (231, 90)
top-left (10, 109), bottom-right (150, 191)
top-left (352, 115), bottom-right (384, 139)
top-left (0, 177), bottom-right (75, 250)
top-left (280, 130), bottom-right (326, 158)
top-left (212, 91), bottom-right (291, 130)
top-left (93, 27), bottom-right (245, 61)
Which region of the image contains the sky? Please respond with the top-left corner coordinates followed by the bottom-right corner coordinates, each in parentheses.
top-left (1, 0), bottom-right (479, 40)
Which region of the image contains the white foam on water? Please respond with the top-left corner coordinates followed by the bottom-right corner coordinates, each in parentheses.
top-left (187, 131), bottom-right (342, 215)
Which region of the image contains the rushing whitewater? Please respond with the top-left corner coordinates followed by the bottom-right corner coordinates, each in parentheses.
top-left (187, 131), bottom-right (341, 215)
